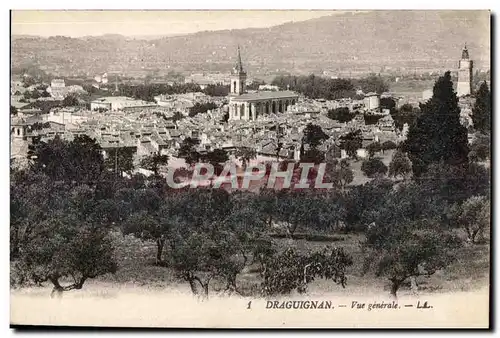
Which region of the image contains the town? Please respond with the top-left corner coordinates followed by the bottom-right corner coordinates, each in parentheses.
top-left (10, 44), bottom-right (486, 184)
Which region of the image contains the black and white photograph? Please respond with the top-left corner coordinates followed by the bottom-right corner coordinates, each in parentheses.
top-left (8, 9), bottom-right (492, 329)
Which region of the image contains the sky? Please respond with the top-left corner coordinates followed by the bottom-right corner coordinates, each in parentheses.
top-left (11, 10), bottom-right (344, 38)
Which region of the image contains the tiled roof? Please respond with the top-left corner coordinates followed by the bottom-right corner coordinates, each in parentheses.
top-left (230, 91), bottom-right (299, 102)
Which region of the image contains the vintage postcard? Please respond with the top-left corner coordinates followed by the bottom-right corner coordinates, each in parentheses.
top-left (10, 10), bottom-right (491, 329)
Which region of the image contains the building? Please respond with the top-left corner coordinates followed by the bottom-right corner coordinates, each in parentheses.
top-left (363, 92), bottom-right (380, 110)
top-left (90, 96), bottom-right (157, 112)
top-left (50, 79), bottom-right (66, 89)
top-left (457, 44), bottom-right (473, 97)
top-left (258, 84), bottom-right (279, 91)
top-left (228, 46), bottom-right (298, 121)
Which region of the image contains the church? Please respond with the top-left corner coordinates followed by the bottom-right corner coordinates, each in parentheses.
top-left (228, 46), bottom-right (299, 121)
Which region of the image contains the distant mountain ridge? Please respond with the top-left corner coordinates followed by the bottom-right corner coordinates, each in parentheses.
top-left (11, 11), bottom-right (490, 77)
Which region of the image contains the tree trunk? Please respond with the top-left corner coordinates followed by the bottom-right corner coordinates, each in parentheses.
top-left (410, 276), bottom-right (419, 295)
top-left (49, 276), bottom-right (64, 298)
top-left (188, 278), bottom-right (199, 296)
top-left (389, 278), bottom-right (402, 299)
top-left (202, 283), bottom-right (209, 298)
top-left (465, 226), bottom-right (473, 243)
top-left (286, 225), bottom-right (295, 240)
top-left (156, 238), bottom-right (165, 264)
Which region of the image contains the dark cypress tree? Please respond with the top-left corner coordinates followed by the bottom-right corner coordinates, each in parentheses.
top-left (404, 71), bottom-right (469, 176)
top-left (472, 81), bottom-right (491, 134)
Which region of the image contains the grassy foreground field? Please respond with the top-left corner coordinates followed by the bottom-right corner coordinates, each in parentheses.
top-left (10, 230), bottom-right (490, 328)
top-left (12, 227), bottom-right (488, 298)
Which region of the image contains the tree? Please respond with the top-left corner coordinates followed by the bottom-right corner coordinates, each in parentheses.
top-left (246, 80), bottom-right (265, 91)
top-left (271, 74), bottom-right (356, 100)
top-left (202, 149), bottom-right (229, 174)
top-left (404, 71), bottom-right (469, 176)
top-left (400, 103), bottom-right (414, 113)
top-left (10, 105), bottom-right (18, 115)
top-left (381, 140), bottom-right (397, 153)
top-left (104, 147), bottom-right (135, 177)
top-left (366, 142), bottom-right (382, 158)
top-left (169, 190), bottom-right (265, 298)
top-left (139, 153), bottom-right (169, 175)
top-left (469, 134), bottom-right (490, 162)
top-left (355, 74), bottom-right (389, 94)
top-left (339, 130), bottom-right (363, 158)
top-left (171, 111), bottom-right (184, 123)
top-left (388, 150), bottom-right (412, 179)
top-left (10, 169), bottom-right (61, 259)
top-left (28, 135), bottom-right (104, 184)
top-left (235, 147), bottom-right (256, 170)
top-left (471, 82), bottom-right (491, 134)
top-left (62, 95), bottom-right (79, 107)
top-left (364, 115), bottom-right (384, 125)
top-left (273, 190), bottom-right (335, 238)
top-left (361, 158), bottom-right (388, 178)
top-left (189, 102), bottom-right (218, 117)
top-left (326, 159), bottom-right (354, 191)
top-left (203, 84), bottom-right (230, 97)
top-left (171, 230), bottom-right (241, 298)
top-left (361, 183), bottom-right (461, 297)
top-left (327, 107), bottom-right (355, 123)
top-left (448, 195), bottom-right (490, 244)
top-left (363, 224), bottom-right (460, 298)
top-left (300, 148), bottom-right (325, 164)
top-left (380, 97), bottom-right (396, 113)
top-left (121, 198), bottom-right (178, 264)
top-left (11, 175), bottom-right (117, 296)
top-left (344, 178), bottom-right (394, 232)
top-left (302, 123), bottom-right (329, 148)
top-left (261, 247), bottom-right (353, 296)
top-left (416, 161), bottom-right (490, 205)
top-left (20, 217), bottom-right (117, 297)
top-left (178, 137), bottom-right (201, 166)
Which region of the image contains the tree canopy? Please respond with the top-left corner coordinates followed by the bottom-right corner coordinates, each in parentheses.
top-left (339, 130), bottom-right (363, 158)
top-left (472, 81), bottom-right (491, 134)
top-left (404, 71), bottom-right (469, 176)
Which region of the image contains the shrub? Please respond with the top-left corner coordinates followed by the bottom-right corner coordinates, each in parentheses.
top-left (361, 158), bottom-right (388, 178)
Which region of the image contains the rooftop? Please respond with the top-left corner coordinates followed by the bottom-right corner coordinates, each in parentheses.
top-left (230, 91), bottom-right (299, 102)
top-left (91, 96), bottom-right (151, 104)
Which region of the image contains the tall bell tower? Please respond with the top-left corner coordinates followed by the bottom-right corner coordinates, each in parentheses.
top-left (230, 45), bottom-right (247, 96)
top-left (457, 44), bottom-right (473, 97)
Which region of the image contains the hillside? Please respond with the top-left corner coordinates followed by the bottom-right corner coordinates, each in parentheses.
top-left (11, 11), bottom-right (490, 77)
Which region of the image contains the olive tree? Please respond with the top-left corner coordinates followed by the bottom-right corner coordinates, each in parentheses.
top-left (388, 149), bottom-right (412, 179)
top-left (362, 182), bottom-right (460, 298)
top-left (169, 190), bottom-right (267, 298)
top-left (261, 247), bottom-right (353, 296)
top-left (448, 195), bottom-right (490, 244)
top-left (11, 178), bottom-right (117, 297)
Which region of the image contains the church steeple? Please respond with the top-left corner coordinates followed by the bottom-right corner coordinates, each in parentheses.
top-left (230, 45), bottom-right (247, 95)
top-left (233, 45), bottom-right (246, 74)
top-left (461, 43), bottom-right (469, 59)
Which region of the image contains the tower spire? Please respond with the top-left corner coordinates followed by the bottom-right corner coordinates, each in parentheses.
top-left (235, 45), bottom-right (244, 73)
top-left (462, 43), bottom-right (469, 59)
